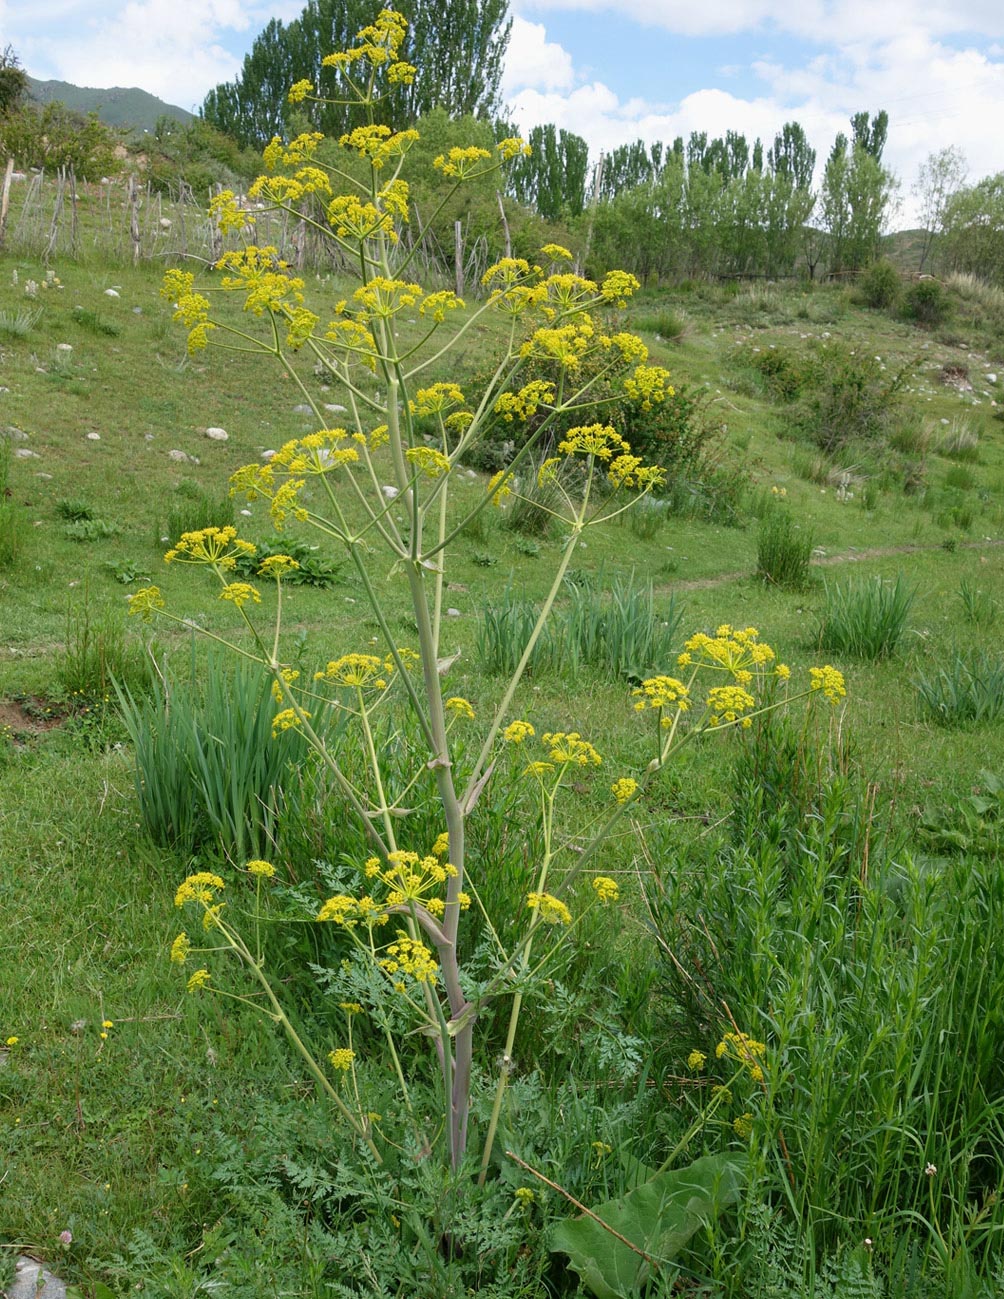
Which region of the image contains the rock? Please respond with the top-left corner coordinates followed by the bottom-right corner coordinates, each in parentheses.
top-left (293, 403), bottom-right (313, 414)
top-left (56, 343), bottom-right (72, 352)
top-left (9, 1255), bottom-right (67, 1298)
top-left (86, 432), bottom-right (100, 441)
top-left (168, 449), bottom-right (198, 464)
top-left (14, 448), bottom-right (38, 458)
top-left (160, 217), bottom-right (172, 229)
top-left (262, 449), bottom-right (277, 461)
top-left (36, 472), bottom-right (53, 480)
top-left (104, 288), bottom-right (120, 298)
top-left (323, 403), bottom-right (347, 413)
top-left (381, 485), bottom-right (399, 499)
top-left (133, 306), bottom-right (143, 314)
top-left (446, 608), bottom-right (462, 618)
top-left (987, 373), bottom-right (997, 384)
top-left (205, 427), bottom-right (228, 441)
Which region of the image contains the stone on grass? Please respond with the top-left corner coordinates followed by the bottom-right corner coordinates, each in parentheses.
top-left (168, 449), bottom-right (199, 464)
top-left (56, 343), bottom-right (72, 352)
top-left (9, 1255), bottom-right (67, 1298)
top-left (324, 403), bottom-right (347, 414)
top-left (205, 427), bottom-right (228, 441)
top-left (14, 448), bottom-right (38, 458)
top-left (104, 288), bottom-right (120, 298)
top-left (86, 432), bottom-right (100, 441)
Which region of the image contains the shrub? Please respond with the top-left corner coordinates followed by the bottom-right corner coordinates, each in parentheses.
top-left (796, 342), bottom-right (912, 454)
top-left (903, 278), bottom-right (951, 327)
top-left (815, 573), bottom-right (915, 659)
top-left (915, 650), bottom-right (1004, 725)
top-left (232, 535), bottom-right (342, 588)
top-left (756, 507), bottom-right (814, 589)
top-left (741, 345), bottom-right (808, 402)
top-left (858, 258), bottom-right (901, 309)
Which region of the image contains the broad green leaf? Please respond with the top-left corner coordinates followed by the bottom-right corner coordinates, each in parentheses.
top-left (550, 1154), bottom-right (744, 1299)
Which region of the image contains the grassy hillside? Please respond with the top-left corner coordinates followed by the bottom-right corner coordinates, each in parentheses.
top-left (25, 75), bottom-right (194, 132)
top-left (2, 245), bottom-right (1004, 1297)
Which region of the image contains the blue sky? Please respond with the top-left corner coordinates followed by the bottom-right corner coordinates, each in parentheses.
top-left (5, 0), bottom-right (1004, 224)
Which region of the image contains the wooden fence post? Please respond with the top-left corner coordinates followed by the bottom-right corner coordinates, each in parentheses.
top-left (0, 158), bottom-right (14, 250)
top-left (129, 173), bottom-right (141, 264)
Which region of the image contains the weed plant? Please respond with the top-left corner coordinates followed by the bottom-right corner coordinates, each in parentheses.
top-left (565, 572), bottom-right (683, 680)
top-left (56, 594), bottom-right (150, 699)
top-left (958, 577), bottom-right (997, 627)
top-left (914, 650), bottom-right (1004, 725)
top-left (162, 480), bottom-right (234, 544)
top-left (0, 305), bottom-right (43, 338)
top-left (652, 713), bottom-right (1004, 1294)
top-left (117, 651), bottom-right (330, 859)
top-left (756, 506), bottom-right (814, 589)
top-left (816, 573), bottom-right (915, 659)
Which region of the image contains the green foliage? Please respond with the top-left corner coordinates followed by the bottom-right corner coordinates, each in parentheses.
top-left (551, 1154), bottom-right (744, 1298)
top-left (0, 437), bottom-right (23, 570)
top-left (63, 517), bottom-right (122, 542)
top-left (652, 717), bottom-right (1004, 1293)
top-left (477, 574), bottom-right (682, 682)
top-left (859, 258), bottom-right (902, 308)
top-left (958, 577), bottom-right (997, 628)
top-left (796, 340), bottom-right (911, 454)
top-left (70, 305), bottom-right (121, 337)
top-left (816, 573), bottom-right (915, 659)
top-left (0, 44), bottom-right (29, 117)
top-left (55, 497), bottom-right (94, 521)
top-left (756, 506), bottom-right (814, 589)
top-left (232, 534), bottom-right (343, 588)
top-left (56, 596), bottom-right (150, 699)
top-left (116, 653), bottom-right (324, 858)
top-left (0, 305), bottom-right (43, 338)
top-left (202, 0), bottom-right (511, 150)
top-left (903, 277), bottom-right (952, 327)
top-left (743, 344), bottom-right (809, 401)
top-left (2, 100), bottom-right (119, 179)
top-left (914, 650), bottom-right (1004, 725)
top-left (936, 416), bottom-right (980, 461)
top-left (507, 122), bottom-right (589, 220)
top-left (162, 480), bottom-right (234, 545)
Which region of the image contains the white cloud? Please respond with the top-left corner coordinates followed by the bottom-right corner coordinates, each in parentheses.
top-left (503, 16), bottom-right (576, 94)
top-left (9, 0), bottom-right (301, 109)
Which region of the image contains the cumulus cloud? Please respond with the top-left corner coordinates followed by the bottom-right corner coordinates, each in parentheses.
top-left (503, 16), bottom-right (576, 94)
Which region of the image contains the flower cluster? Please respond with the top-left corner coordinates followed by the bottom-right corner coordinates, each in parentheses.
top-left (527, 892), bottom-right (572, 925)
top-left (810, 665), bottom-right (847, 704)
top-left (163, 526), bottom-right (256, 570)
top-left (716, 1031), bottom-right (767, 1085)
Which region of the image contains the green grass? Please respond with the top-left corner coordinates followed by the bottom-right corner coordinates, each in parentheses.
top-left (3, 251), bottom-right (1004, 1297)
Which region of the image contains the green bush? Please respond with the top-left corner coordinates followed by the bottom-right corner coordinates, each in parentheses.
top-left (756, 507), bottom-right (814, 589)
top-left (858, 258), bottom-right (902, 309)
top-left (232, 534), bottom-right (342, 588)
top-left (903, 277), bottom-right (952, 327)
top-left (743, 344), bottom-right (809, 401)
top-left (815, 573), bottom-right (915, 659)
top-left (796, 341), bottom-right (912, 455)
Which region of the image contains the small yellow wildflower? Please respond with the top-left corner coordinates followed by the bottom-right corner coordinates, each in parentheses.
top-left (503, 720), bottom-right (535, 743)
top-left (687, 1049), bottom-right (707, 1071)
top-left (170, 933), bottom-right (191, 965)
top-left (339, 1002), bottom-right (363, 1014)
top-left (515, 1186), bottom-right (536, 1207)
top-left (186, 969), bottom-right (212, 992)
top-left (246, 859), bottom-right (276, 878)
top-left (540, 243), bottom-right (573, 262)
top-left (716, 1031), bottom-right (767, 1084)
top-left (328, 1047), bottom-right (355, 1071)
top-left (445, 697), bottom-right (475, 720)
top-left (432, 832), bottom-right (450, 858)
top-left (611, 777), bottom-right (638, 803)
top-left (175, 872), bottom-right (225, 908)
top-left (5, 1036), bottom-right (18, 1047)
top-left (272, 707), bottom-right (308, 737)
top-left (542, 731), bottom-right (602, 766)
top-left (733, 1113), bottom-right (753, 1140)
top-left (592, 876), bottom-right (619, 903)
top-left (127, 586), bottom-right (165, 621)
top-left (810, 665), bottom-right (846, 704)
top-left (258, 554), bottom-right (300, 579)
top-left (219, 582), bottom-right (261, 609)
top-left (706, 685), bottom-right (756, 728)
top-left (527, 892), bottom-right (572, 925)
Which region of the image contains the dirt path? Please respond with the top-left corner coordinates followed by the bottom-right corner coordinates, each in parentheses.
top-left (662, 537), bottom-right (1004, 593)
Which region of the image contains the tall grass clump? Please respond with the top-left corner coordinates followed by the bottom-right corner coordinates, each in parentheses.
top-left (565, 573), bottom-right (683, 679)
top-left (755, 506), bottom-right (814, 589)
top-left (475, 588), bottom-right (565, 677)
top-left (915, 650), bottom-right (1004, 725)
top-left (161, 480), bottom-right (234, 545)
top-left (650, 714), bottom-right (1004, 1294)
top-left (816, 573), bottom-right (915, 659)
top-left (56, 594), bottom-right (151, 699)
top-left (958, 577), bottom-right (997, 628)
top-left (117, 652), bottom-right (327, 859)
top-left (0, 437), bottom-right (26, 569)
top-left (937, 416), bottom-right (980, 461)
top-left (0, 305), bottom-right (43, 339)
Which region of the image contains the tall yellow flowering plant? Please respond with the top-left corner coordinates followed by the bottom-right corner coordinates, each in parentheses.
top-left (133, 8), bottom-right (845, 1179)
